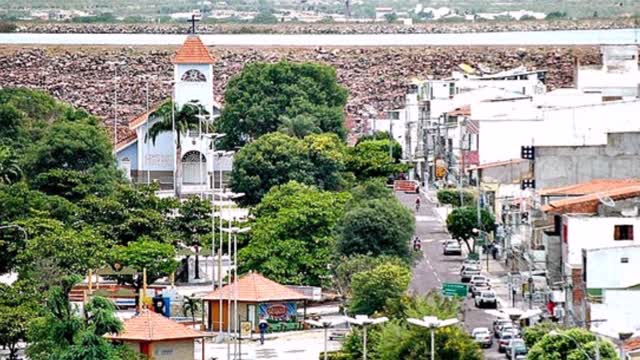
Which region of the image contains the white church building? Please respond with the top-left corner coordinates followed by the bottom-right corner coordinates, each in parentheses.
top-left (115, 35), bottom-right (232, 195)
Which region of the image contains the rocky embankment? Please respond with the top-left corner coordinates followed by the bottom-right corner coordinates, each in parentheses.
top-left (14, 18), bottom-right (636, 35)
top-left (0, 45), bottom-right (602, 140)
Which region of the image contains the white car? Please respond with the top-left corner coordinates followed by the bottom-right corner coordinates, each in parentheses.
top-left (461, 268), bottom-right (481, 282)
top-left (443, 241), bottom-right (462, 255)
top-left (475, 290), bottom-right (497, 308)
top-left (471, 327), bottom-right (493, 348)
top-left (469, 275), bottom-right (489, 286)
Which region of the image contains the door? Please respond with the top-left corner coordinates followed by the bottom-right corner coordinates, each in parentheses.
top-left (182, 151), bottom-right (206, 184)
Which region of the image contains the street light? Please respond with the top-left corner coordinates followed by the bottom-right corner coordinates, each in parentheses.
top-left (221, 224), bottom-right (250, 360)
top-left (407, 316), bottom-right (459, 360)
top-left (0, 224), bottom-right (28, 242)
top-left (344, 315), bottom-right (388, 360)
top-left (306, 318), bottom-right (347, 360)
top-left (472, 227), bottom-right (491, 272)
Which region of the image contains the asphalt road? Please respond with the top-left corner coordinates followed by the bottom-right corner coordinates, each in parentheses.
top-left (396, 192), bottom-right (506, 360)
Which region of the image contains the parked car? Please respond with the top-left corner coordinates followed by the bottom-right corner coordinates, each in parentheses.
top-left (493, 319), bottom-right (512, 336)
top-left (497, 323), bottom-right (521, 339)
top-left (443, 241), bottom-right (462, 255)
top-left (469, 275), bottom-right (489, 286)
top-left (505, 338), bottom-right (527, 358)
top-left (328, 323), bottom-right (351, 341)
top-left (475, 290), bottom-right (498, 308)
top-left (471, 327), bottom-right (493, 348)
top-left (498, 332), bottom-right (518, 353)
top-left (461, 268), bottom-right (481, 282)
top-left (470, 279), bottom-right (491, 297)
top-left (460, 263), bottom-right (480, 276)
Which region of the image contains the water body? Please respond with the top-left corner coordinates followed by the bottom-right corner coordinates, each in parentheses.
top-left (0, 28), bottom-right (638, 46)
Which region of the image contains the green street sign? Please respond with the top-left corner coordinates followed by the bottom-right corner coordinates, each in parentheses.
top-left (442, 282), bottom-right (468, 297)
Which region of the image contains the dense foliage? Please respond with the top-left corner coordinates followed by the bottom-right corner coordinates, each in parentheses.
top-left (436, 189), bottom-right (476, 207)
top-left (527, 328), bottom-right (618, 360)
top-left (446, 206), bottom-right (495, 252)
top-left (346, 138), bottom-right (410, 180)
top-left (216, 61), bottom-right (348, 148)
top-left (348, 262), bottom-right (411, 315)
top-left (337, 197), bottom-right (415, 261)
top-left (239, 181), bottom-right (350, 286)
top-left (230, 132), bottom-right (348, 205)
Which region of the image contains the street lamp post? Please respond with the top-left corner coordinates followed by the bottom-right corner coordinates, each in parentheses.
top-left (306, 318), bottom-right (347, 360)
top-left (407, 316), bottom-right (459, 360)
top-left (472, 228), bottom-right (491, 272)
top-left (345, 315), bottom-right (388, 360)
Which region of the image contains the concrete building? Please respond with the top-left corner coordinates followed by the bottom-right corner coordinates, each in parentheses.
top-left (535, 132), bottom-right (640, 189)
top-left (541, 185), bottom-right (640, 326)
top-left (583, 245), bottom-right (640, 339)
top-left (475, 98), bottom-right (640, 165)
top-left (374, 7), bottom-right (394, 21)
top-left (577, 45), bottom-right (640, 99)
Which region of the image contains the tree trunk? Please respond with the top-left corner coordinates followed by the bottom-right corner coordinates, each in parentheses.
top-left (462, 239), bottom-right (474, 254)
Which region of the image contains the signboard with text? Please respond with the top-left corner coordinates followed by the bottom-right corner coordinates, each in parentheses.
top-left (442, 282), bottom-right (468, 297)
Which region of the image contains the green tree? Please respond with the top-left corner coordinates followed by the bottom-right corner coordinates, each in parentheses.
top-left (239, 181), bottom-right (350, 286)
top-left (216, 61), bottom-right (348, 148)
top-left (527, 328), bottom-right (618, 360)
top-left (384, 12), bottom-right (399, 23)
top-left (24, 117), bottom-right (115, 176)
top-left (0, 281), bottom-right (41, 360)
top-left (348, 177), bottom-right (394, 204)
top-left (445, 206), bottom-right (495, 253)
top-left (0, 144), bottom-right (21, 184)
top-left (436, 189), bottom-right (475, 208)
top-left (332, 254), bottom-right (406, 297)
top-left (349, 263), bottom-right (411, 315)
top-left (230, 132), bottom-right (347, 205)
top-left (182, 294), bottom-right (200, 324)
top-left (342, 293), bottom-right (481, 360)
top-left (336, 198), bottom-right (415, 261)
top-left (523, 321), bottom-right (564, 348)
top-left (278, 114), bottom-right (322, 138)
top-left (347, 138), bottom-right (410, 180)
top-left (147, 100), bottom-right (207, 197)
top-left (172, 196), bottom-right (213, 280)
top-left (16, 219), bottom-right (110, 290)
top-left (27, 279), bottom-right (127, 360)
top-left (111, 239), bottom-right (179, 291)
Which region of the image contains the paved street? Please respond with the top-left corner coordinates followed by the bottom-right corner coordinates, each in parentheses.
top-left (396, 191), bottom-right (510, 360)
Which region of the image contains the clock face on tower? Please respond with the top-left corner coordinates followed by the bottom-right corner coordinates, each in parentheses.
top-left (181, 69), bottom-right (207, 82)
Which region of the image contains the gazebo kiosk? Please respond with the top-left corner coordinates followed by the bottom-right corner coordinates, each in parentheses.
top-left (203, 272), bottom-right (308, 332)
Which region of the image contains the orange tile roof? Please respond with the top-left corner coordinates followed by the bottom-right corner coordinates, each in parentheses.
top-left (106, 310), bottom-right (203, 342)
top-left (539, 179), bottom-right (640, 197)
top-left (541, 185), bottom-right (640, 214)
top-left (172, 35), bottom-right (215, 64)
top-left (625, 337), bottom-right (640, 352)
top-left (128, 101), bottom-right (165, 130)
top-left (203, 272), bottom-right (307, 302)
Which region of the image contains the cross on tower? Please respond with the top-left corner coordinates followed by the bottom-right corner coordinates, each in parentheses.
top-left (188, 14), bottom-right (200, 34)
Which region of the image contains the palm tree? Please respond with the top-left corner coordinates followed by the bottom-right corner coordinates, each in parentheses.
top-left (182, 294), bottom-right (199, 325)
top-left (0, 145), bottom-right (21, 184)
top-left (146, 100), bottom-right (207, 197)
top-left (278, 114), bottom-right (321, 138)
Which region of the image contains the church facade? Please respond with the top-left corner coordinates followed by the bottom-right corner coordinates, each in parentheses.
top-left (115, 35), bottom-right (231, 195)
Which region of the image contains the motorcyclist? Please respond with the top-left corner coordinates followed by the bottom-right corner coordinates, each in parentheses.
top-left (415, 196), bottom-right (421, 211)
top-left (413, 236), bottom-right (421, 251)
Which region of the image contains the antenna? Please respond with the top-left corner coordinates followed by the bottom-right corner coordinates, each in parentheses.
top-left (596, 192), bottom-right (616, 207)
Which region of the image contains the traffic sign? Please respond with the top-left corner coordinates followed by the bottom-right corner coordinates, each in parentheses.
top-left (442, 282), bottom-right (468, 297)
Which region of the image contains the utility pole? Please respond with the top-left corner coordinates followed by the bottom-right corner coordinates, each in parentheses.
top-left (422, 106), bottom-right (430, 190)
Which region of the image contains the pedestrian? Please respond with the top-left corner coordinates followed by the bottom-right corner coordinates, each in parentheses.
top-left (415, 196), bottom-right (421, 212)
top-left (491, 244), bottom-right (498, 260)
top-left (258, 317), bottom-right (269, 345)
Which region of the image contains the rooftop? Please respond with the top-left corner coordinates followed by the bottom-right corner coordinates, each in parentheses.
top-left (541, 185), bottom-right (640, 214)
top-left (202, 272), bottom-right (307, 302)
top-left (106, 310), bottom-right (203, 342)
top-left (467, 158), bottom-right (527, 171)
top-left (172, 35), bottom-right (215, 64)
top-left (540, 179), bottom-right (640, 197)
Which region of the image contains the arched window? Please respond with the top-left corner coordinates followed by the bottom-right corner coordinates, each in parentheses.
top-left (181, 69), bottom-right (206, 82)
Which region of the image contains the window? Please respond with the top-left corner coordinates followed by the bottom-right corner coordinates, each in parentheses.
top-left (387, 111), bottom-right (400, 120)
top-left (614, 225), bottom-right (634, 241)
top-left (181, 69), bottom-right (206, 82)
top-left (562, 224), bottom-right (568, 243)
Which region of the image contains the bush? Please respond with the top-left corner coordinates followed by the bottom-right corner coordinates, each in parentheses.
top-left (436, 189), bottom-right (475, 207)
top-left (320, 351), bottom-right (349, 360)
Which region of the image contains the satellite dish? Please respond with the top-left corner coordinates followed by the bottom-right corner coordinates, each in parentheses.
top-left (596, 192), bottom-right (616, 207)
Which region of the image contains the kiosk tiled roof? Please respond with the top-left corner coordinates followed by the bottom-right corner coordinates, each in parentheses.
top-left (106, 310), bottom-right (203, 341)
top-left (203, 272), bottom-right (307, 302)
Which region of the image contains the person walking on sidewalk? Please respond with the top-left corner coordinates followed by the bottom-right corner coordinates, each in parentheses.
top-left (259, 317), bottom-right (269, 345)
top-left (415, 196), bottom-right (421, 212)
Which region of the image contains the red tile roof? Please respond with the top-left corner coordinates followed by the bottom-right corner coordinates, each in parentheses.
top-left (541, 185), bottom-right (640, 214)
top-left (625, 337), bottom-right (640, 352)
top-left (106, 310), bottom-right (203, 342)
top-left (540, 179), bottom-right (640, 197)
top-left (172, 36), bottom-right (215, 64)
top-left (203, 272), bottom-right (307, 302)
